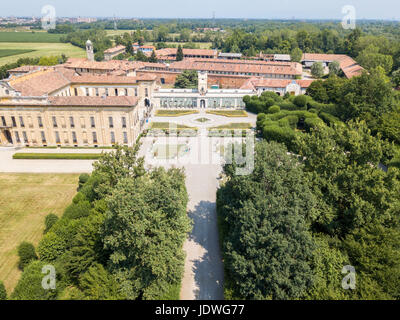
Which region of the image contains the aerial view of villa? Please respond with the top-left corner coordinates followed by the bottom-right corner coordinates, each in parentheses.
top-left (0, 0), bottom-right (399, 316)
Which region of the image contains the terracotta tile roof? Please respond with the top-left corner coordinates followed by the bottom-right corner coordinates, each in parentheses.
top-left (104, 45), bottom-right (126, 54)
top-left (48, 96), bottom-right (139, 107)
top-left (240, 77), bottom-right (314, 90)
top-left (169, 58), bottom-right (302, 76)
top-left (64, 58), bottom-right (141, 72)
top-left (8, 65), bottom-right (42, 74)
top-left (302, 53), bottom-right (364, 78)
top-left (155, 48), bottom-right (218, 60)
top-left (7, 67), bottom-right (74, 96)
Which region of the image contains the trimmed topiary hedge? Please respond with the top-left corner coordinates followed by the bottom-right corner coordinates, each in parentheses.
top-left (13, 153), bottom-right (103, 160)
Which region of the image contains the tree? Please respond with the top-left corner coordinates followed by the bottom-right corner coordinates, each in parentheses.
top-left (78, 173), bottom-right (90, 191)
top-left (79, 263), bottom-right (124, 300)
top-left (329, 61), bottom-right (341, 76)
top-left (11, 261), bottom-right (59, 300)
top-left (311, 62), bottom-right (324, 78)
top-left (217, 141), bottom-right (317, 300)
top-left (176, 45), bottom-right (184, 62)
top-left (391, 68), bottom-right (400, 87)
top-left (357, 46), bottom-right (393, 74)
top-left (44, 214), bottom-right (59, 234)
top-left (17, 242), bottom-right (38, 270)
top-left (102, 167), bottom-right (191, 300)
top-left (135, 50), bottom-right (148, 62)
top-left (291, 47), bottom-right (303, 63)
top-left (294, 121), bottom-right (400, 236)
top-left (174, 70), bottom-right (198, 89)
top-left (0, 281), bottom-right (7, 300)
top-left (149, 50), bottom-right (158, 63)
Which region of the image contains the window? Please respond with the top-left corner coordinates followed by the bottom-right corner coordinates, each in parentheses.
top-left (124, 88), bottom-right (128, 96)
top-left (95, 88), bottom-right (99, 97)
top-left (92, 132), bottom-right (98, 143)
top-left (70, 116), bottom-right (75, 128)
top-left (1, 116), bottom-right (6, 127)
top-left (41, 131), bottom-right (46, 143)
top-left (52, 116), bottom-right (57, 128)
top-left (123, 132), bottom-right (128, 144)
top-left (134, 88), bottom-right (138, 96)
top-left (109, 117), bottom-right (113, 128)
top-left (38, 116), bottom-right (43, 128)
top-left (74, 88), bottom-right (78, 96)
top-left (145, 88), bottom-right (149, 97)
top-left (15, 131), bottom-right (20, 143)
top-left (55, 131), bottom-right (60, 143)
top-left (11, 116), bottom-right (16, 127)
top-left (72, 131), bottom-right (77, 143)
top-left (22, 131), bottom-right (28, 143)
top-left (122, 117), bottom-right (127, 128)
top-left (115, 88), bottom-right (119, 96)
top-left (86, 88), bottom-right (90, 96)
top-left (90, 116), bottom-right (95, 128)
top-left (105, 88), bottom-right (109, 97)
top-left (110, 132), bottom-right (115, 144)
top-left (19, 116), bottom-right (25, 128)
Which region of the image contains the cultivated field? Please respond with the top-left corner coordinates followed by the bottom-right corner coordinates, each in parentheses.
top-left (0, 42), bottom-right (86, 65)
top-left (0, 173), bottom-right (79, 293)
top-left (0, 31), bottom-right (62, 43)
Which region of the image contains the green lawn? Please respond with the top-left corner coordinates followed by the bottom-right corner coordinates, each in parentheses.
top-left (13, 153), bottom-right (102, 160)
top-left (0, 42), bottom-right (85, 65)
top-left (150, 122), bottom-right (196, 130)
top-left (155, 109), bottom-right (199, 117)
top-left (210, 123), bottom-right (253, 130)
top-left (0, 32), bottom-right (62, 43)
top-left (0, 173), bottom-right (79, 293)
top-left (206, 110), bottom-right (249, 117)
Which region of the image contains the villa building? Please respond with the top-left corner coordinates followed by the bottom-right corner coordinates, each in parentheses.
top-left (104, 45), bottom-right (126, 61)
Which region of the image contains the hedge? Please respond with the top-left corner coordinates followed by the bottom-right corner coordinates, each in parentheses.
top-left (13, 153), bottom-right (103, 160)
top-left (262, 125), bottom-right (298, 149)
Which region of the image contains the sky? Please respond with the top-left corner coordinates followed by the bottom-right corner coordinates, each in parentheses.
top-left (1, 0), bottom-right (400, 20)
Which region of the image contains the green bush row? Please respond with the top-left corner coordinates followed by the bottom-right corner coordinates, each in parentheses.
top-left (13, 153), bottom-right (103, 160)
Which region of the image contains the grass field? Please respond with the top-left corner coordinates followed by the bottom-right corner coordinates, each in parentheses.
top-left (155, 109), bottom-right (199, 117)
top-left (0, 49), bottom-right (34, 58)
top-left (0, 42), bottom-right (86, 65)
top-left (0, 173), bottom-right (79, 293)
top-left (206, 110), bottom-right (249, 117)
top-left (0, 32), bottom-right (62, 43)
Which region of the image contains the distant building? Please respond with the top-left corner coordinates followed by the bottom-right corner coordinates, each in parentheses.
top-left (301, 53), bottom-right (364, 78)
top-left (155, 48), bottom-right (218, 62)
top-left (273, 54), bottom-right (291, 62)
top-left (104, 45), bottom-right (126, 61)
top-left (241, 77), bottom-right (314, 96)
top-left (218, 52), bottom-right (243, 60)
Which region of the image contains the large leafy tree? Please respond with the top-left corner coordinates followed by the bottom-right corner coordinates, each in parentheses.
top-left (294, 121), bottom-right (400, 236)
top-left (174, 70), bottom-right (198, 89)
top-left (102, 167), bottom-right (191, 300)
top-left (218, 141), bottom-right (317, 300)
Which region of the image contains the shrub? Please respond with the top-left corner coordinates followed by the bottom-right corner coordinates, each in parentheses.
top-left (268, 105), bottom-right (281, 114)
top-left (304, 117), bottom-right (325, 131)
top-left (278, 115), bottom-right (299, 129)
top-left (72, 192), bottom-right (87, 204)
top-left (44, 214), bottom-right (59, 234)
top-left (78, 174), bottom-right (90, 190)
top-left (17, 242), bottom-right (38, 270)
top-left (293, 95), bottom-right (308, 109)
top-left (319, 112), bottom-right (342, 126)
top-left (278, 101), bottom-right (297, 111)
top-left (63, 201), bottom-right (91, 220)
top-left (0, 281), bottom-right (6, 300)
top-left (262, 125), bottom-right (298, 150)
top-left (11, 261), bottom-right (59, 300)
